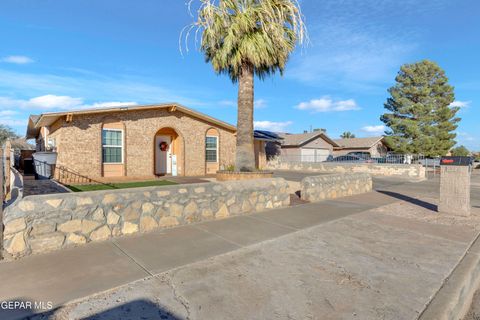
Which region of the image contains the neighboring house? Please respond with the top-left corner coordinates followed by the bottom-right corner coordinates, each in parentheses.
top-left (26, 103), bottom-right (268, 180)
top-left (254, 130), bottom-right (284, 165)
top-left (333, 136), bottom-right (389, 157)
top-left (267, 131), bottom-right (339, 162)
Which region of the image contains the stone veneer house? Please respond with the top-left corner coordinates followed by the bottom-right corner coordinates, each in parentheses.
top-left (333, 137), bottom-right (390, 157)
top-left (26, 103), bottom-right (268, 180)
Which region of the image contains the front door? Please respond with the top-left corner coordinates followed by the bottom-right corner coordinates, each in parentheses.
top-left (155, 135), bottom-right (172, 175)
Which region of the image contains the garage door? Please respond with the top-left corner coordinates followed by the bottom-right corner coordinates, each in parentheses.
top-left (301, 149), bottom-right (330, 162)
top-left (314, 149), bottom-right (330, 162)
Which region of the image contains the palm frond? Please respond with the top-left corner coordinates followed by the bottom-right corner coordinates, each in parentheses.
top-left (181, 0), bottom-right (308, 81)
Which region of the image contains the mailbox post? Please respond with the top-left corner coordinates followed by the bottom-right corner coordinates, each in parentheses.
top-left (438, 156), bottom-right (471, 216)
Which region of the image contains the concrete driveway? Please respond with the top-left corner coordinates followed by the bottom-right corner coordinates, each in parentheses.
top-left (0, 173), bottom-right (476, 319)
top-left (31, 183), bottom-right (480, 320)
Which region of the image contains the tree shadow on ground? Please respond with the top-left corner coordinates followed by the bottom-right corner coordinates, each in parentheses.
top-left (376, 190), bottom-right (438, 212)
top-left (0, 297), bottom-right (183, 320)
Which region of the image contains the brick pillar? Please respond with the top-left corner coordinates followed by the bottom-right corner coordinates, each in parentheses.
top-left (438, 165), bottom-right (471, 216)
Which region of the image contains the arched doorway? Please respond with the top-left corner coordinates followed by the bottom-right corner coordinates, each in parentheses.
top-left (154, 127), bottom-right (184, 176)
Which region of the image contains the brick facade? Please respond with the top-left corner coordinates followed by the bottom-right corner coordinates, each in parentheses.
top-left (48, 108), bottom-right (237, 179)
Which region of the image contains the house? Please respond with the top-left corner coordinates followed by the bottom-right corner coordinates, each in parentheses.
top-left (333, 136), bottom-right (389, 157)
top-left (26, 103), bottom-right (270, 180)
top-left (253, 130), bottom-right (284, 168)
top-left (267, 131), bottom-right (339, 162)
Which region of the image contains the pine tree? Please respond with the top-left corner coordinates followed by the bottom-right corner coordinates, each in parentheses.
top-left (380, 60), bottom-right (460, 157)
top-left (451, 145), bottom-right (470, 156)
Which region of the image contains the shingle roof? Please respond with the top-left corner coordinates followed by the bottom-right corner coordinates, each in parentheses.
top-left (333, 136), bottom-right (384, 149)
top-left (26, 103), bottom-right (236, 139)
top-left (10, 138), bottom-right (35, 150)
top-left (279, 131), bottom-right (338, 147)
top-left (254, 130), bottom-right (283, 142)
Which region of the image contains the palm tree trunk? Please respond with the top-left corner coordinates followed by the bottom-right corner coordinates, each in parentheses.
top-left (235, 63), bottom-right (255, 172)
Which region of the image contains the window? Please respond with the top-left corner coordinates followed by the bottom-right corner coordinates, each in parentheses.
top-left (205, 136), bottom-right (218, 162)
top-left (102, 129), bottom-right (123, 163)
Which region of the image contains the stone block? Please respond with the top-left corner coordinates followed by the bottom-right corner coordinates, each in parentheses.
top-left (30, 223), bottom-right (56, 236)
top-left (169, 203), bottom-right (183, 217)
top-left (5, 233), bottom-right (26, 254)
top-left (122, 222), bottom-right (138, 234)
top-left (140, 216), bottom-right (158, 232)
top-left (124, 205), bottom-right (141, 221)
top-left (76, 197), bottom-right (93, 206)
top-left (46, 199), bottom-right (63, 208)
top-left (17, 200), bottom-right (35, 212)
top-left (102, 194), bottom-right (117, 205)
top-left (157, 190), bottom-right (170, 197)
top-left (215, 204), bottom-right (229, 219)
top-left (90, 225), bottom-right (111, 241)
top-left (107, 210), bottom-right (120, 225)
top-left (81, 220), bottom-right (101, 234)
top-left (30, 233), bottom-right (65, 254)
top-left (92, 208), bottom-right (105, 221)
top-left (58, 220), bottom-right (82, 233)
top-left (4, 218), bottom-right (26, 235)
top-left (184, 202), bottom-right (198, 215)
top-left (142, 202), bottom-right (155, 214)
top-left (158, 216), bottom-right (179, 228)
top-left (67, 233), bottom-right (87, 245)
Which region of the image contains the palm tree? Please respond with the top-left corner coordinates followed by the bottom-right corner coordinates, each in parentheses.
top-left (340, 131), bottom-right (356, 139)
top-left (184, 0), bottom-right (307, 171)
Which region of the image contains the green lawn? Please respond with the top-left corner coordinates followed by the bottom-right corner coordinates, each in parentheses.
top-left (67, 180), bottom-right (178, 192)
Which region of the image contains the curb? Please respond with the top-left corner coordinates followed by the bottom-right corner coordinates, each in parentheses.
top-left (419, 231), bottom-right (480, 320)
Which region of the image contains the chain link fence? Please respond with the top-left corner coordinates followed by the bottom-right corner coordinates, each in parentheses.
top-left (273, 153), bottom-right (431, 164)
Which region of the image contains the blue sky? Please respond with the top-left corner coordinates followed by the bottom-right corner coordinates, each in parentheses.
top-left (0, 0), bottom-right (478, 150)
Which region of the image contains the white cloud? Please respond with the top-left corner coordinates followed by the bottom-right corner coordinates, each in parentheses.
top-left (1, 55), bottom-right (34, 64)
top-left (218, 100), bottom-right (235, 107)
top-left (28, 95), bottom-right (84, 110)
top-left (0, 110), bottom-right (18, 117)
top-left (0, 68), bottom-right (207, 108)
top-left (218, 99), bottom-right (267, 109)
top-left (255, 99), bottom-right (267, 109)
top-left (450, 100), bottom-right (471, 108)
top-left (361, 125), bottom-right (385, 135)
top-left (254, 121), bottom-right (292, 132)
top-left (0, 118), bottom-right (25, 126)
top-left (295, 97), bottom-right (360, 113)
top-left (79, 101), bottom-right (137, 110)
top-left (0, 95), bottom-right (137, 111)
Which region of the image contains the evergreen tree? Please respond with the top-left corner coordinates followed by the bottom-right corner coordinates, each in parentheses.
top-left (380, 60), bottom-right (460, 157)
top-left (0, 124), bottom-right (18, 146)
top-left (340, 131), bottom-right (355, 139)
top-left (451, 145), bottom-right (470, 156)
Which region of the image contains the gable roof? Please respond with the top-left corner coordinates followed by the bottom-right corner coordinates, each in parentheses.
top-left (26, 103), bottom-right (236, 139)
top-left (333, 136), bottom-right (384, 149)
top-left (280, 131), bottom-right (339, 147)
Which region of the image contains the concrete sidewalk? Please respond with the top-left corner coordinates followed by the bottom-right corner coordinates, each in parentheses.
top-left (22, 186), bottom-right (480, 320)
top-left (0, 190), bottom-right (396, 320)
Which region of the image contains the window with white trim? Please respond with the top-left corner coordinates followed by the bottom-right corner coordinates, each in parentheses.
top-left (205, 136), bottom-right (218, 162)
top-left (102, 129), bottom-right (123, 163)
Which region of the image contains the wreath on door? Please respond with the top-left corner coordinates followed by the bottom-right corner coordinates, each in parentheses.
top-left (159, 141), bottom-right (169, 151)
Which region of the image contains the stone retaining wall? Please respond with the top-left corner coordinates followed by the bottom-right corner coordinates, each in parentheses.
top-left (267, 159), bottom-right (425, 180)
top-left (2, 178), bottom-right (290, 258)
top-left (301, 173), bottom-right (372, 202)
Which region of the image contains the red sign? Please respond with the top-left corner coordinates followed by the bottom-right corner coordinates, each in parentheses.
top-left (441, 159), bottom-right (454, 164)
